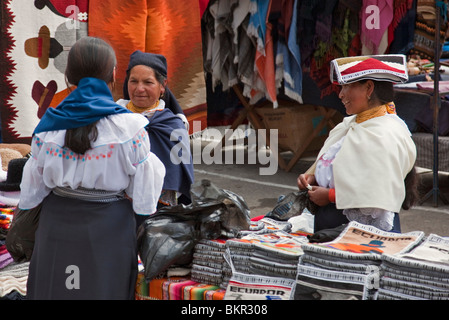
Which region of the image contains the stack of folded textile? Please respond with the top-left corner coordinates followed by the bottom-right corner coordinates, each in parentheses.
top-left (182, 282), bottom-right (225, 300)
top-left (0, 261), bottom-right (29, 299)
top-left (222, 229), bottom-right (310, 290)
top-left (378, 234), bottom-right (449, 300)
top-left (222, 238), bottom-right (253, 288)
top-left (247, 230), bottom-right (309, 279)
top-left (135, 274), bottom-right (225, 300)
top-left (0, 206), bottom-right (23, 300)
top-left (0, 242), bottom-right (13, 271)
top-left (297, 222), bottom-right (425, 300)
top-left (220, 218), bottom-right (287, 288)
top-left (191, 238), bottom-right (227, 286)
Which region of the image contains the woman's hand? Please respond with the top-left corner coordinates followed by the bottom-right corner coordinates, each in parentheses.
top-left (297, 174), bottom-right (331, 206)
top-left (308, 186), bottom-right (331, 206)
top-left (297, 173), bottom-right (316, 190)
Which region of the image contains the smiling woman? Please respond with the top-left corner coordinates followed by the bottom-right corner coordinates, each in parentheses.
top-left (127, 65), bottom-right (166, 111)
top-left (116, 51), bottom-right (194, 222)
top-left (297, 54), bottom-right (418, 234)
top-left (339, 81), bottom-right (372, 115)
top-left (339, 79), bottom-right (395, 118)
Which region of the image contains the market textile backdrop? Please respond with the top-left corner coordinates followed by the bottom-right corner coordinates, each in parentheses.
top-left (88, 0), bottom-right (207, 135)
top-left (0, 0), bottom-right (206, 143)
top-left (0, 0), bottom-right (88, 143)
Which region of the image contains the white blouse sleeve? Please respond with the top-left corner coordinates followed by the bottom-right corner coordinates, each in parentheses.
top-left (19, 126), bottom-right (165, 214)
top-left (124, 128), bottom-right (165, 215)
top-left (18, 135), bottom-right (52, 209)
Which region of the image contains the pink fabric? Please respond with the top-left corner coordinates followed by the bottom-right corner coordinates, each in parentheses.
top-left (360, 0), bottom-right (394, 54)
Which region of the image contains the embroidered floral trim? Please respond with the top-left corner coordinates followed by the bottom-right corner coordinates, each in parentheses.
top-left (132, 129), bottom-right (147, 150)
top-left (45, 145), bottom-right (115, 161)
top-left (33, 128), bottom-right (148, 161)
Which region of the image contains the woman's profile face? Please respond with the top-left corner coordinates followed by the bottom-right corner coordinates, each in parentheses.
top-left (338, 81), bottom-right (371, 115)
top-left (128, 65), bottom-right (165, 108)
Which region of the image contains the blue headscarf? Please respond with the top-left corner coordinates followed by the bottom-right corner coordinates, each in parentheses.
top-left (34, 77), bottom-right (130, 134)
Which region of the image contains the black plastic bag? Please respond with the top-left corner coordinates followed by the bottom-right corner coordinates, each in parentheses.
top-left (307, 224), bottom-right (347, 243)
top-left (189, 179), bottom-right (251, 236)
top-left (137, 179), bottom-right (250, 280)
top-left (264, 191), bottom-right (318, 221)
top-left (6, 203), bottom-right (42, 262)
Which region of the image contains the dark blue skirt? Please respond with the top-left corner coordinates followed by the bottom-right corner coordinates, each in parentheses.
top-left (27, 192), bottom-right (138, 300)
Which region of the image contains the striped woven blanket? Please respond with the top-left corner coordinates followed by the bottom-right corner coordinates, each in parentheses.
top-left (135, 274), bottom-right (225, 300)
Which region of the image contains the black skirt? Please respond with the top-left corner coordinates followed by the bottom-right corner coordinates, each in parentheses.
top-left (27, 192), bottom-right (138, 300)
top-left (314, 203), bottom-right (401, 233)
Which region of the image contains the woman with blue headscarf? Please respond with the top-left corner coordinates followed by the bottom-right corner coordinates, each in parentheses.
top-left (117, 51), bottom-right (194, 219)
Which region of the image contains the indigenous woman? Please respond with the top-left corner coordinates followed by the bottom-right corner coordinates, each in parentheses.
top-left (297, 55), bottom-right (418, 233)
top-left (117, 51), bottom-right (194, 215)
top-left (20, 37), bottom-right (165, 299)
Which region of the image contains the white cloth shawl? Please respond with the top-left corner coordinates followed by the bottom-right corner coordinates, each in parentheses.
top-left (307, 114), bottom-right (416, 213)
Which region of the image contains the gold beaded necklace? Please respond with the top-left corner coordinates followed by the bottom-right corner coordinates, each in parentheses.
top-left (126, 100), bottom-right (159, 114)
top-left (355, 102), bottom-right (396, 123)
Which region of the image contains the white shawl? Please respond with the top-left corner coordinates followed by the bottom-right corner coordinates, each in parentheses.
top-left (307, 114), bottom-right (416, 213)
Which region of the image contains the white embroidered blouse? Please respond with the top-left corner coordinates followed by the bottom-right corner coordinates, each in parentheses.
top-left (19, 113), bottom-right (166, 215)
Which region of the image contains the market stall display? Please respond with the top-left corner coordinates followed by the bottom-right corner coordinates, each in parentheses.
top-left (2, 0), bottom-right (449, 302)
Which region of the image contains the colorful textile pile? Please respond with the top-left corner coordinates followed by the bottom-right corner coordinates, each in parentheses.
top-left (0, 203), bottom-right (28, 300)
top-left (135, 274), bottom-right (225, 300)
top-left (135, 215), bottom-right (312, 300)
top-left (296, 222), bottom-right (425, 300)
top-left (0, 208), bottom-right (14, 235)
top-left (0, 207), bottom-right (15, 271)
top-left (134, 219), bottom-right (449, 300)
top-left (378, 234), bottom-right (449, 300)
